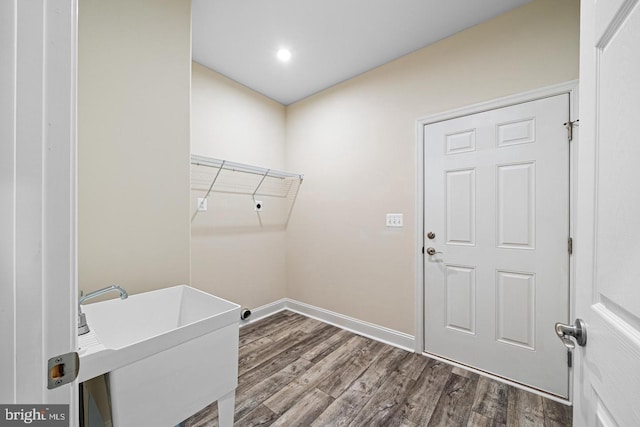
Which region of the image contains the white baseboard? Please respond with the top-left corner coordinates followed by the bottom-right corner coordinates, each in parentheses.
top-left (241, 298), bottom-right (415, 352)
top-left (239, 299), bottom-right (288, 326)
top-left (286, 299), bottom-right (416, 351)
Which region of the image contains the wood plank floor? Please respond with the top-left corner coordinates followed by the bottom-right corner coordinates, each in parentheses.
top-left (183, 311), bottom-right (572, 427)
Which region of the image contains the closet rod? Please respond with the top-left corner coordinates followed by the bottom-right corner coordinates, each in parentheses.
top-left (191, 155), bottom-right (303, 180)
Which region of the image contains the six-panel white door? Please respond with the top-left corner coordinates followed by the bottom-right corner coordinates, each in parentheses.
top-left (423, 94), bottom-right (570, 397)
top-left (573, 0), bottom-right (640, 424)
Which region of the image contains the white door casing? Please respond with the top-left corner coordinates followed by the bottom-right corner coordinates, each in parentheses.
top-left (573, 0), bottom-right (640, 425)
top-left (421, 91), bottom-right (573, 397)
top-left (0, 0), bottom-right (17, 404)
top-left (0, 0), bottom-right (78, 420)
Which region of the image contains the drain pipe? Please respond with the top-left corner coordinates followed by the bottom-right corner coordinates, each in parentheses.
top-left (240, 308), bottom-right (252, 321)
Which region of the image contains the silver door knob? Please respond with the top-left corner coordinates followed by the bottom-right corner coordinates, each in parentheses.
top-left (555, 318), bottom-right (587, 349)
top-left (426, 247), bottom-right (442, 256)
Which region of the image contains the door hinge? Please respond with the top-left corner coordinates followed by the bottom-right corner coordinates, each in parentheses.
top-left (567, 350), bottom-right (573, 368)
top-left (568, 237), bottom-right (573, 255)
top-left (564, 120), bottom-right (579, 142)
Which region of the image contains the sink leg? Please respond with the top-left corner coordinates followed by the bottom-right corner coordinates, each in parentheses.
top-left (217, 390), bottom-right (236, 427)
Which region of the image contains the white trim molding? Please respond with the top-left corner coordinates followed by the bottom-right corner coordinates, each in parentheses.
top-left (239, 299), bottom-right (288, 326)
top-left (415, 80), bottom-right (579, 127)
top-left (285, 300), bottom-right (415, 352)
top-left (240, 299), bottom-right (415, 352)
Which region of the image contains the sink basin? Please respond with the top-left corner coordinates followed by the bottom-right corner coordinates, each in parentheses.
top-left (78, 285), bottom-right (240, 426)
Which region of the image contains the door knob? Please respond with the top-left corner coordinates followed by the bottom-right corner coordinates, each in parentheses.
top-left (426, 247), bottom-right (442, 256)
top-left (555, 318), bottom-right (587, 349)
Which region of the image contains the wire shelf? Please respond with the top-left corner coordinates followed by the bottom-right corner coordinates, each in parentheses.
top-left (190, 155), bottom-right (303, 225)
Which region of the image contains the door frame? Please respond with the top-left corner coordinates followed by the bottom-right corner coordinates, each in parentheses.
top-left (1, 0), bottom-right (78, 420)
top-left (414, 80), bottom-right (578, 402)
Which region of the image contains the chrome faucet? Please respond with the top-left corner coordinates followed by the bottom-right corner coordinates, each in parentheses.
top-left (78, 285), bottom-right (128, 335)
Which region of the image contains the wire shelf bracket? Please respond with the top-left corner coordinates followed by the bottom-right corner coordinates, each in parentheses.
top-left (190, 154), bottom-right (303, 225)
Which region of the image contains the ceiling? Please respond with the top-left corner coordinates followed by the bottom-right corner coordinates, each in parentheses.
top-left (192, 0), bottom-right (531, 106)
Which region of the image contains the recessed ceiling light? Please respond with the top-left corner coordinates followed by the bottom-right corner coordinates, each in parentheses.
top-left (277, 48), bottom-right (291, 62)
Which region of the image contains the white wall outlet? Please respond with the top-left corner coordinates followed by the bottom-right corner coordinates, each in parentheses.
top-left (386, 213), bottom-right (403, 227)
top-left (254, 200), bottom-right (263, 212)
top-left (197, 198), bottom-right (207, 212)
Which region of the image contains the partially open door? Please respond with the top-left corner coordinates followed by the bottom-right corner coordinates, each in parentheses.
top-left (0, 0), bottom-right (78, 423)
top-left (573, 0), bottom-right (640, 425)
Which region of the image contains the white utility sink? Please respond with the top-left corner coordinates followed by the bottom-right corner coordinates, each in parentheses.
top-left (78, 285), bottom-right (240, 427)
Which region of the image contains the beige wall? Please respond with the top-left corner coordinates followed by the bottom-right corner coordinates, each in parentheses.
top-left (191, 62), bottom-right (286, 168)
top-left (190, 63), bottom-right (288, 308)
top-left (285, 0), bottom-right (580, 335)
top-left (88, 0), bottom-right (579, 333)
top-left (78, 0), bottom-right (191, 296)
